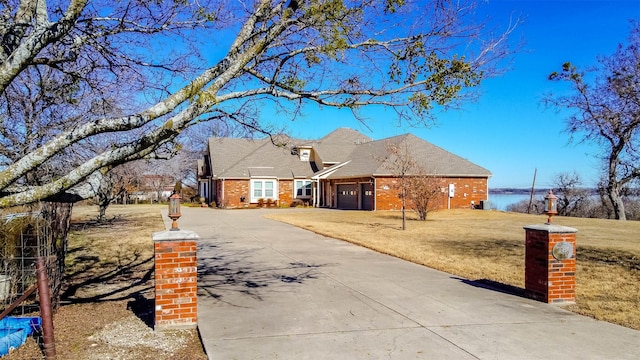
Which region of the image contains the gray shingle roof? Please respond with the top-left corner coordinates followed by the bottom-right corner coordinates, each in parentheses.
top-left (312, 128), bottom-right (374, 164)
top-left (207, 129), bottom-right (490, 180)
top-left (319, 128), bottom-right (373, 144)
top-left (325, 134), bottom-right (491, 178)
top-left (208, 136), bottom-right (316, 179)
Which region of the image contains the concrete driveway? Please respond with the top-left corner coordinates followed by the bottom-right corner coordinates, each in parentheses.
top-left (170, 207), bottom-right (640, 359)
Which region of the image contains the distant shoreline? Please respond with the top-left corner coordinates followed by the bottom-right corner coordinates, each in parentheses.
top-left (489, 188), bottom-right (598, 195)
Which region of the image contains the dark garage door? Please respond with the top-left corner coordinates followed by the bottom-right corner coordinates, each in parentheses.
top-left (361, 183), bottom-right (374, 211)
top-left (337, 184), bottom-right (358, 210)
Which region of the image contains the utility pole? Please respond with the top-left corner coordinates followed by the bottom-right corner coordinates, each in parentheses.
top-left (527, 168), bottom-right (537, 214)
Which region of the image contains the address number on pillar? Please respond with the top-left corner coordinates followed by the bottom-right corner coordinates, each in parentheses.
top-left (552, 241), bottom-right (574, 261)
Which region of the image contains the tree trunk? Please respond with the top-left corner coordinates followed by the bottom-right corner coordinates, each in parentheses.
top-left (608, 184), bottom-right (627, 221)
top-left (607, 155), bottom-right (627, 221)
top-left (401, 188), bottom-right (406, 230)
top-left (98, 201), bottom-right (108, 220)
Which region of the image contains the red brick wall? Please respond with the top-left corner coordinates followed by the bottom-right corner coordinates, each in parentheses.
top-left (226, 179), bottom-right (250, 208)
top-left (154, 240), bottom-right (198, 330)
top-left (375, 177), bottom-right (403, 211)
top-left (525, 227), bottom-right (576, 304)
top-left (375, 176), bottom-right (488, 211)
top-left (279, 180), bottom-right (293, 207)
top-left (447, 177), bottom-right (489, 209)
top-left (214, 179), bottom-right (249, 208)
top-left (214, 181), bottom-right (223, 207)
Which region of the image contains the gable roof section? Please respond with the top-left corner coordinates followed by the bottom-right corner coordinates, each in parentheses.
top-left (312, 128), bottom-right (374, 164)
top-left (208, 136), bottom-right (316, 179)
top-left (326, 134), bottom-right (491, 179)
top-left (320, 128), bottom-right (373, 144)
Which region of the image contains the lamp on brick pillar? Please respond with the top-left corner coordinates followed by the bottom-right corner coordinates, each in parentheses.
top-left (168, 193), bottom-right (181, 231)
top-left (544, 190), bottom-right (558, 224)
top-left (524, 189), bottom-right (578, 305)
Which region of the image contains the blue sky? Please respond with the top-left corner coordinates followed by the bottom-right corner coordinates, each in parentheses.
top-left (268, 0), bottom-right (639, 189)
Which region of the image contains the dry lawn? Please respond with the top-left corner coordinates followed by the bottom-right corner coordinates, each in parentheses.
top-left (266, 209), bottom-right (640, 331)
top-left (63, 204), bottom-right (166, 302)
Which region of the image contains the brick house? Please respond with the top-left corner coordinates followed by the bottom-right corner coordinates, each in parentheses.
top-left (197, 128), bottom-right (491, 210)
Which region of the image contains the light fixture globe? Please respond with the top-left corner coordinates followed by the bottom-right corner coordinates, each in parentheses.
top-left (544, 190), bottom-right (558, 224)
top-left (168, 192), bottom-right (182, 231)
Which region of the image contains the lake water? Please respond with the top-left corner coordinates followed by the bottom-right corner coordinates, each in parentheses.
top-left (488, 193), bottom-right (540, 211)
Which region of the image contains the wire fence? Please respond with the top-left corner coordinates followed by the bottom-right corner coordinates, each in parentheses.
top-left (0, 202), bottom-right (73, 315)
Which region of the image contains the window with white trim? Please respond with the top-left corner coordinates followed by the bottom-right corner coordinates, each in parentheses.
top-left (295, 180), bottom-right (312, 198)
top-left (251, 179), bottom-right (278, 202)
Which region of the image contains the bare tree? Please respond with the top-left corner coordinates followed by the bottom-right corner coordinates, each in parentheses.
top-left (94, 162), bottom-right (140, 220)
top-left (547, 23), bottom-right (640, 220)
top-left (552, 171), bottom-right (590, 217)
top-left (0, 0), bottom-right (517, 208)
top-left (383, 140), bottom-right (444, 226)
top-left (383, 141), bottom-right (415, 230)
top-left (406, 174), bottom-right (445, 221)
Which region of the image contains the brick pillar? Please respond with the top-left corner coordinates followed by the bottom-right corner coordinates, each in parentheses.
top-left (524, 224), bottom-right (577, 304)
top-left (152, 230), bottom-right (199, 330)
